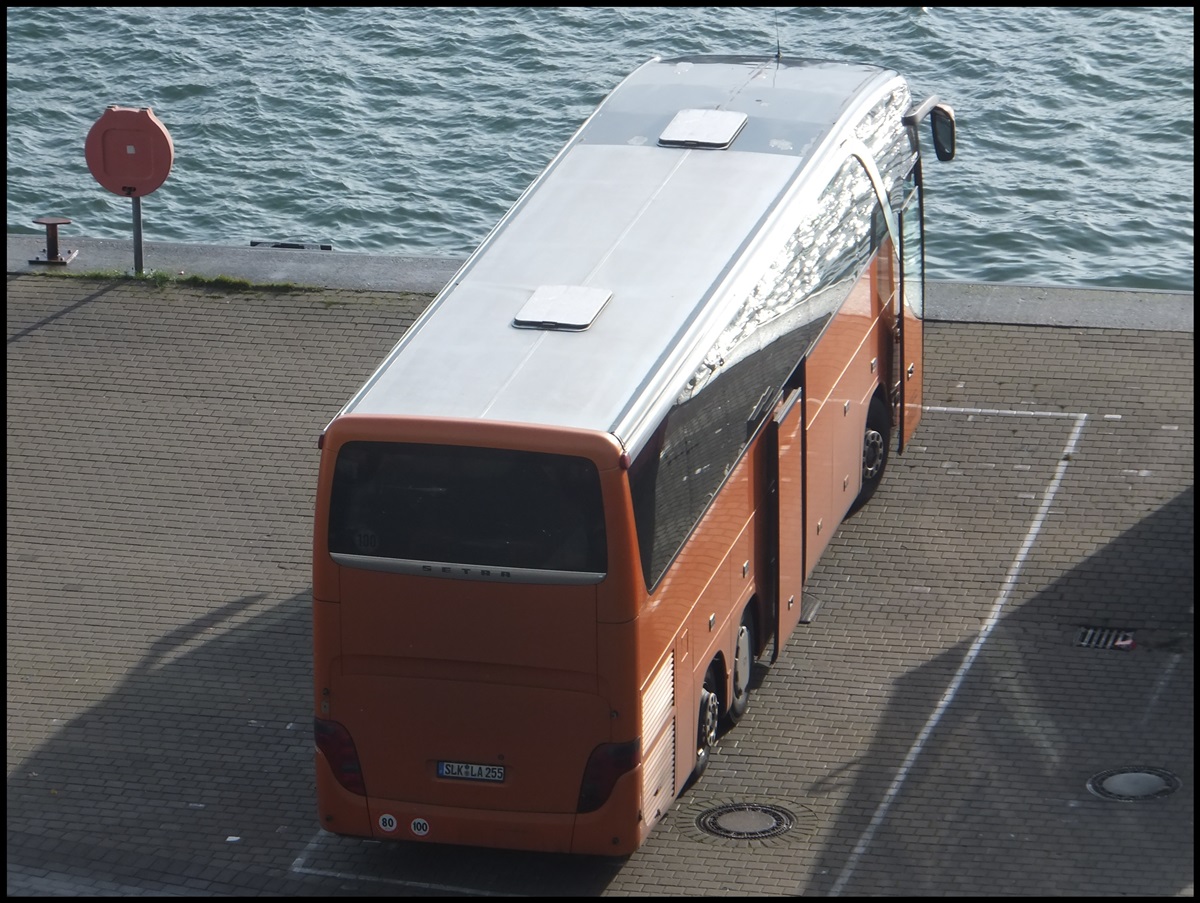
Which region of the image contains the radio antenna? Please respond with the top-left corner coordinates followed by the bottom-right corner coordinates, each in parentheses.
top-left (775, 10), bottom-right (782, 61)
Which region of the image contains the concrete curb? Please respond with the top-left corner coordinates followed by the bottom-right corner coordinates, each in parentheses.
top-left (8, 233), bottom-right (1193, 332)
top-left (7, 232), bottom-right (463, 295)
top-left (925, 280), bottom-right (1193, 332)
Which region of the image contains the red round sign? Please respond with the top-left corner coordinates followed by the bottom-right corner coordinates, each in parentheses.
top-left (84, 106), bottom-right (174, 197)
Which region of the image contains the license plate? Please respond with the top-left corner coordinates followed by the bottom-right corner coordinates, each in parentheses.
top-left (437, 760), bottom-right (505, 782)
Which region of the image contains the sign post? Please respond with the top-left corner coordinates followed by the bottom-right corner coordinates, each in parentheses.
top-left (84, 106), bottom-right (174, 275)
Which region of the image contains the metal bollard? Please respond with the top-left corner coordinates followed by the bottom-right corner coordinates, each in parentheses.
top-left (29, 216), bottom-right (79, 265)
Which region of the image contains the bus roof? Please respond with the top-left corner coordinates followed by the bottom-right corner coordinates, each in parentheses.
top-left (338, 54), bottom-right (906, 455)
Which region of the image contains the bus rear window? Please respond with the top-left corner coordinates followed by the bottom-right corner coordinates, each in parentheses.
top-left (328, 442), bottom-right (607, 575)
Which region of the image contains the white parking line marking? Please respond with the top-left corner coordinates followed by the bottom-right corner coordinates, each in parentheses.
top-left (291, 830), bottom-right (515, 895)
top-left (828, 407), bottom-right (1088, 896)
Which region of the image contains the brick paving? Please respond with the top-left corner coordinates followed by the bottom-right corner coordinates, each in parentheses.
top-left (7, 273), bottom-right (1192, 896)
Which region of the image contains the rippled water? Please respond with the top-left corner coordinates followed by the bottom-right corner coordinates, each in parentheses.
top-left (6, 6), bottom-right (1194, 291)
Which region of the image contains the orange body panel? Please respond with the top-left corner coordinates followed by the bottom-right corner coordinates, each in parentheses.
top-left (900, 277), bottom-right (925, 448)
top-left (313, 416), bottom-right (648, 854)
top-left (637, 443), bottom-right (761, 796)
top-left (803, 263), bottom-right (894, 572)
top-left (316, 746), bottom-right (646, 855)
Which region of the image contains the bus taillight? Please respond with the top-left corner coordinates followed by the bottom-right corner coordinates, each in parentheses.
top-left (314, 717), bottom-right (367, 796)
top-left (577, 738), bottom-right (640, 813)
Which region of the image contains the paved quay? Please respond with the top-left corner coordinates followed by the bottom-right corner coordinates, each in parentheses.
top-left (7, 235), bottom-right (1194, 896)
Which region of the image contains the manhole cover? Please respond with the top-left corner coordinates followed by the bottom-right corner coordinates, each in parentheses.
top-left (696, 803), bottom-right (796, 840)
top-left (679, 796), bottom-right (818, 848)
top-left (1087, 766), bottom-right (1181, 801)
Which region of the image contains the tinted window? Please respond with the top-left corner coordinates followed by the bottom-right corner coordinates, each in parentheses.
top-left (630, 154), bottom-right (879, 589)
top-left (329, 442), bottom-right (607, 574)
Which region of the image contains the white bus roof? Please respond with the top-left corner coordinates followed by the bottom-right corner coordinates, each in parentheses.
top-left (339, 54), bottom-right (906, 454)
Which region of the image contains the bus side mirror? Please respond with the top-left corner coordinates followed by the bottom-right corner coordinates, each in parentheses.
top-left (930, 103), bottom-right (956, 162)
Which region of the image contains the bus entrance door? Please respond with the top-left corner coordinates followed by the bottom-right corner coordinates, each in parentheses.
top-left (770, 388), bottom-right (805, 662)
top-left (897, 181), bottom-right (925, 451)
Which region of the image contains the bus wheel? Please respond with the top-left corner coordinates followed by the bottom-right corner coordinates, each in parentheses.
top-left (692, 667), bottom-right (721, 782)
top-left (850, 394), bottom-right (891, 514)
top-left (723, 610), bottom-right (755, 728)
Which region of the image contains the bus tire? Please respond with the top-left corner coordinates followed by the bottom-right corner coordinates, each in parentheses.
top-left (692, 666), bottom-right (721, 782)
top-left (723, 609), bottom-right (755, 728)
top-left (850, 393), bottom-right (890, 514)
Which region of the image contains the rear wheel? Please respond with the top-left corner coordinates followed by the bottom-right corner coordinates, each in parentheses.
top-left (691, 666), bottom-right (721, 782)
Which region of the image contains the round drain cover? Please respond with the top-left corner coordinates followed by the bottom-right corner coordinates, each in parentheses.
top-left (681, 797), bottom-right (818, 848)
top-left (696, 803), bottom-right (795, 840)
top-left (1087, 766), bottom-right (1181, 801)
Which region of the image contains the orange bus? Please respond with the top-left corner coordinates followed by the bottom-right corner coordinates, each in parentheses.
top-left (312, 54), bottom-right (955, 856)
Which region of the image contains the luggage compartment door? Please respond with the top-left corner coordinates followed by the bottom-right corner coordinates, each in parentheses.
top-left (771, 388), bottom-right (805, 660)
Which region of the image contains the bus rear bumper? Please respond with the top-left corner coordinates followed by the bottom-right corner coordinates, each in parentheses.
top-left (316, 754), bottom-right (644, 856)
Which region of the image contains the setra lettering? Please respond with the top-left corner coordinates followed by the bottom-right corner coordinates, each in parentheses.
top-left (418, 564), bottom-right (513, 579)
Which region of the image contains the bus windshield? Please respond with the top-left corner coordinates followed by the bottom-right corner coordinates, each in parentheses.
top-left (328, 442), bottom-right (607, 575)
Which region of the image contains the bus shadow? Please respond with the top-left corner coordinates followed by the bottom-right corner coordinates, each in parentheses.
top-left (297, 830), bottom-right (626, 895)
top-left (802, 486), bottom-right (1194, 896)
top-left (5, 585), bottom-right (626, 895)
top-left (7, 589), bottom-right (313, 890)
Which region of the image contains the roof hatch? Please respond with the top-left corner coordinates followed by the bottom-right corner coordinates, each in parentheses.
top-left (658, 108), bottom-right (748, 149)
top-left (513, 284), bottom-right (613, 331)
